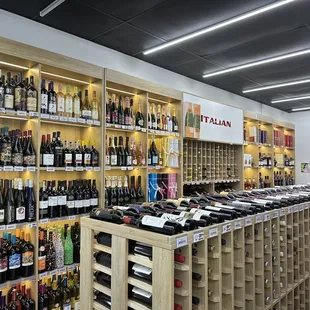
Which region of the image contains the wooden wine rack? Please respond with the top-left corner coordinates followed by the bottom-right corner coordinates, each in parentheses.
top-left (81, 202), bottom-right (310, 310)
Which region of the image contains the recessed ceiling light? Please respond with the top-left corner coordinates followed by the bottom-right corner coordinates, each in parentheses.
top-left (40, 0), bottom-right (66, 17)
top-left (143, 0), bottom-right (296, 55)
top-left (291, 107), bottom-right (310, 112)
top-left (243, 78), bottom-right (310, 93)
top-left (203, 48), bottom-right (310, 78)
top-left (272, 95), bottom-right (310, 104)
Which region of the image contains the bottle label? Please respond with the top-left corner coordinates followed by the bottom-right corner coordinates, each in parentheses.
top-left (9, 253), bottom-right (21, 269)
top-left (132, 287), bottom-right (152, 299)
top-left (16, 206), bottom-right (26, 221)
top-left (105, 155), bottom-right (110, 165)
top-left (12, 152), bottom-right (23, 166)
top-left (133, 263), bottom-right (152, 275)
top-left (82, 110), bottom-right (91, 117)
top-left (161, 213), bottom-right (187, 226)
top-left (84, 153), bottom-right (91, 165)
top-left (132, 159), bottom-right (138, 166)
top-left (74, 99), bottom-right (80, 114)
top-left (90, 198), bottom-right (98, 206)
top-left (15, 88), bottom-right (27, 110)
top-left (111, 155), bottom-right (117, 166)
top-left (74, 301), bottom-right (80, 310)
top-left (27, 90), bottom-right (38, 111)
top-left (58, 195), bottom-right (67, 206)
top-left (0, 210), bottom-right (4, 222)
top-left (41, 94), bottom-right (48, 110)
top-left (65, 98), bottom-right (73, 113)
top-left (0, 143), bottom-right (12, 163)
top-left (138, 119), bottom-right (144, 126)
top-left (152, 155), bottom-right (158, 164)
top-left (57, 97), bottom-right (65, 112)
top-left (49, 95), bottom-right (57, 113)
top-left (22, 251), bottom-right (34, 266)
top-left (4, 93), bottom-right (14, 109)
top-left (75, 154), bottom-right (82, 164)
top-left (75, 200), bottom-right (83, 209)
top-left (63, 304), bottom-right (71, 310)
top-left (51, 306), bottom-right (60, 310)
top-left (0, 257), bottom-right (7, 273)
top-left (67, 201), bottom-right (75, 209)
top-left (152, 121), bottom-right (157, 129)
top-left (65, 153), bottom-right (73, 164)
top-left (0, 86), bottom-right (4, 108)
top-left (43, 154), bottom-right (54, 166)
top-left (24, 154), bottom-right (36, 166)
top-left (83, 199), bottom-right (90, 207)
top-left (148, 157), bottom-right (151, 165)
top-left (39, 200), bottom-right (48, 209)
top-left (48, 196), bottom-right (58, 207)
top-left (127, 155), bottom-right (132, 166)
top-left (141, 158), bottom-right (146, 165)
top-left (38, 255), bottom-right (46, 271)
top-left (92, 110), bottom-right (99, 120)
top-left (141, 215), bottom-right (166, 228)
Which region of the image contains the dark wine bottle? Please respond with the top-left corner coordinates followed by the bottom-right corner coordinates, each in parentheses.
top-left (26, 179), bottom-right (36, 222)
top-left (23, 130), bottom-right (36, 167)
top-left (95, 233), bottom-right (112, 247)
top-left (39, 181), bottom-right (48, 219)
top-left (130, 176), bottom-right (137, 203)
top-left (0, 237), bottom-right (7, 284)
top-left (8, 235), bottom-right (21, 280)
top-left (94, 252), bottom-right (111, 268)
top-left (91, 180), bottom-right (99, 210)
top-left (40, 79), bottom-right (48, 114)
top-left (90, 209), bottom-right (124, 224)
top-left (15, 179), bottom-right (25, 224)
top-left (94, 271), bottom-right (111, 288)
top-left (21, 233), bottom-right (34, 277)
top-left (67, 181), bottom-right (75, 216)
top-left (136, 176), bottom-right (144, 203)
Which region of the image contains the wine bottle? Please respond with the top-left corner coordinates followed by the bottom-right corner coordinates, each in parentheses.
top-left (0, 126), bottom-right (12, 166)
top-left (0, 237), bottom-right (7, 284)
top-left (0, 73), bottom-right (5, 109)
top-left (91, 90), bottom-right (99, 121)
top-left (124, 96), bottom-right (131, 126)
top-left (118, 95), bottom-right (124, 125)
top-left (110, 177), bottom-right (117, 206)
top-left (47, 81), bottom-right (57, 115)
top-left (15, 179), bottom-right (25, 223)
top-left (4, 72), bottom-right (14, 110)
top-left (7, 290), bottom-right (21, 309)
top-left (136, 176), bottom-right (144, 203)
top-left (109, 136), bottom-right (117, 166)
top-left (130, 176), bottom-right (137, 203)
top-left (40, 79), bottom-right (48, 114)
top-left (21, 233), bottom-right (34, 277)
top-left (156, 105), bottom-right (162, 130)
top-left (90, 180), bottom-right (99, 209)
top-left (158, 212), bottom-right (198, 231)
top-left (39, 181), bottom-right (48, 219)
top-left (42, 134), bottom-right (54, 167)
top-left (150, 136), bottom-right (159, 166)
top-left (81, 89), bottom-right (91, 120)
top-left (117, 176), bottom-right (124, 206)
top-left (189, 208), bottom-right (225, 223)
top-left (54, 131), bottom-right (63, 167)
top-left (8, 235), bottom-right (21, 280)
top-left (172, 108), bottom-right (179, 132)
top-left (94, 252), bottom-right (111, 268)
top-left (49, 281), bottom-right (61, 310)
top-left (136, 100), bottom-right (144, 128)
top-left (117, 136), bottom-right (125, 166)
top-left (95, 232), bottom-right (112, 247)
top-left (125, 137), bottom-right (131, 166)
top-left (11, 129), bottom-right (23, 166)
top-left (26, 179), bottom-right (35, 222)
top-left (94, 271), bottom-right (111, 288)
top-left (72, 87), bottom-right (80, 118)
top-left (90, 209), bottom-right (124, 224)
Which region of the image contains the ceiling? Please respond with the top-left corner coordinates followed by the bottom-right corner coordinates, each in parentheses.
top-left (1, 0), bottom-right (310, 112)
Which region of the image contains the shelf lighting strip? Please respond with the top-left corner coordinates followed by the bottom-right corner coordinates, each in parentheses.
top-left (0, 61), bottom-right (28, 70)
top-left (271, 95), bottom-right (310, 104)
top-left (106, 87), bottom-right (136, 96)
top-left (148, 97), bottom-right (171, 104)
top-left (143, 0), bottom-right (295, 55)
top-left (41, 71), bottom-right (90, 85)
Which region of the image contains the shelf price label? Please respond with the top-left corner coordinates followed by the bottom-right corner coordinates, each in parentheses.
top-left (41, 114), bottom-right (50, 119)
top-left (14, 166), bottom-right (24, 172)
top-left (94, 167), bottom-right (100, 172)
top-left (29, 111), bottom-right (38, 117)
top-left (127, 167), bottom-right (133, 171)
top-left (69, 216), bottom-right (76, 220)
top-left (0, 108), bottom-right (5, 113)
top-left (85, 167), bottom-right (93, 171)
top-left (105, 166), bottom-right (111, 171)
top-left (222, 223), bottom-right (231, 234)
top-left (87, 120), bottom-right (94, 125)
top-left (69, 117), bottom-right (77, 123)
top-left (17, 111), bottom-right (27, 116)
top-left (0, 226), bottom-right (5, 231)
top-left (176, 236), bottom-right (188, 248)
top-left (27, 167), bottom-right (36, 172)
top-left (209, 227), bottom-right (218, 238)
top-left (193, 231), bottom-right (204, 243)
top-left (77, 118), bottom-right (86, 124)
top-left (46, 167), bottom-right (55, 172)
top-left (255, 215), bottom-right (262, 223)
top-left (3, 166), bottom-right (13, 171)
top-left (121, 167), bottom-right (127, 171)
top-left (245, 217), bottom-right (253, 226)
top-left (40, 219), bottom-right (49, 224)
top-left (75, 167), bottom-right (84, 171)
top-left (39, 272), bottom-right (47, 279)
top-left (273, 211), bottom-right (279, 219)
top-left (7, 224), bottom-right (16, 230)
top-left (28, 222), bottom-right (37, 228)
top-left (264, 214), bottom-right (271, 222)
top-left (50, 115), bottom-right (59, 120)
top-left (141, 128), bottom-right (147, 133)
top-left (94, 120), bottom-right (100, 126)
top-left (234, 221), bottom-right (242, 230)
top-left (59, 116), bottom-right (68, 122)
top-left (65, 167), bottom-right (74, 172)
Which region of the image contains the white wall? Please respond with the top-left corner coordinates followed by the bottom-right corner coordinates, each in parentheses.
top-left (0, 9), bottom-right (290, 122)
top-left (289, 112), bottom-right (310, 184)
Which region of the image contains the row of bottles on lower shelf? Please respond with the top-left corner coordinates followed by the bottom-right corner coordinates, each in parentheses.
top-left (0, 127), bottom-right (35, 167)
top-left (0, 230), bottom-right (34, 284)
top-left (40, 132), bottom-right (99, 168)
top-left (0, 284), bottom-right (35, 310)
top-left (0, 178), bottom-right (36, 225)
top-left (38, 222), bottom-right (80, 274)
top-left (148, 173), bottom-right (178, 201)
top-left (105, 176), bottom-right (144, 207)
top-left (38, 266), bottom-right (80, 310)
top-left (39, 179), bottom-right (99, 219)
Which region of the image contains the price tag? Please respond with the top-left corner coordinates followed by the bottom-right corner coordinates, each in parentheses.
top-left (59, 116), bottom-right (68, 122)
top-left (40, 219), bottom-right (49, 224)
top-left (149, 129), bottom-right (154, 133)
top-left (65, 167), bottom-right (74, 171)
top-left (273, 211), bottom-right (279, 218)
top-left (264, 214), bottom-right (271, 222)
top-left (29, 111), bottom-right (38, 117)
top-left (288, 207), bottom-right (293, 214)
top-left (28, 222), bottom-right (37, 228)
top-left (160, 131), bottom-right (165, 135)
top-left (41, 114), bottom-right (50, 119)
top-left (94, 120), bottom-right (100, 126)
top-left (141, 128), bottom-right (147, 133)
top-left (94, 167), bottom-right (100, 171)
top-left (155, 165), bottom-right (161, 170)
top-left (87, 120), bottom-right (94, 125)
top-left (0, 226), bottom-right (5, 231)
top-left (17, 111), bottom-right (27, 116)
top-left (280, 209), bottom-right (286, 216)
top-left (59, 267), bottom-right (66, 273)
top-left (39, 272), bottom-right (47, 279)
top-left (50, 115), bottom-right (59, 120)
top-left (0, 167), bottom-right (2, 172)
top-left (69, 117), bottom-right (77, 123)
top-left (0, 108), bottom-right (5, 113)
top-left (176, 133), bottom-right (179, 137)
top-left (78, 118), bottom-right (86, 124)
top-left (209, 227), bottom-right (218, 238)
top-left (121, 167), bottom-right (127, 171)
top-left (135, 126), bottom-right (141, 131)
top-left (193, 231), bottom-right (204, 243)
top-left (14, 166), bottom-right (24, 172)
top-left (294, 206), bottom-right (299, 213)
top-left (106, 123), bottom-right (111, 127)
top-left (127, 125), bottom-right (133, 130)
top-left (50, 270), bottom-right (57, 276)
top-left (255, 215), bottom-right (262, 223)
top-left (27, 167), bottom-right (36, 172)
top-left (85, 167), bottom-right (93, 171)
top-left (75, 167), bottom-right (84, 171)
top-left (67, 265), bottom-right (75, 271)
top-left (235, 221), bottom-right (242, 230)
top-left (69, 216), bottom-right (76, 220)
top-left (121, 125), bottom-right (126, 129)
top-left (127, 167), bottom-right (133, 171)
top-left (115, 125), bottom-right (121, 129)
top-left (3, 166), bottom-right (13, 171)
top-left (222, 223), bottom-right (231, 233)
top-left (105, 166), bottom-right (111, 171)
top-left (176, 236), bottom-right (188, 248)
top-left (6, 224), bottom-right (16, 230)
top-left (46, 167), bottom-right (55, 172)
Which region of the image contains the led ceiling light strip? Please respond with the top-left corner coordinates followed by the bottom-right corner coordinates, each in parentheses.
top-left (149, 97), bottom-right (171, 104)
top-left (243, 78), bottom-right (310, 93)
top-left (203, 49), bottom-right (310, 78)
top-left (40, 0), bottom-right (66, 17)
top-left (106, 87), bottom-right (136, 96)
top-left (0, 61), bottom-right (28, 70)
top-left (292, 107), bottom-right (310, 111)
top-left (272, 95), bottom-right (310, 104)
top-left (41, 71), bottom-right (90, 85)
top-left (143, 0), bottom-right (295, 55)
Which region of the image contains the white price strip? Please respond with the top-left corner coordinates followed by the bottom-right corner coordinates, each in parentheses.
top-left (41, 114), bottom-right (50, 119)
top-left (0, 108), bottom-right (5, 113)
top-left (135, 126), bottom-right (141, 131)
top-left (176, 133), bottom-right (179, 137)
top-left (50, 115), bottom-right (59, 120)
top-left (59, 267), bottom-right (66, 273)
top-left (78, 118), bottom-right (85, 124)
top-left (222, 223), bottom-right (231, 233)
top-left (6, 224), bottom-right (16, 230)
top-left (115, 125), bottom-right (121, 128)
top-left (280, 209), bottom-right (286, 217)
top-left (67, 265), bottom-right (75, 271)
top-left (17, 111), bottom-right (27, 116)
top-left (255, 215), bottom-right (262, 223)
top-left (87, 120), bottom-right (94, 125)
top-left (94, 167), bottom-right (100, 171)
top-left (59, 116), bottom-right (68, 122)
top-left (127, 167), bottom-right (133, 171)
top-left (27, 167), bottom-right (36, 172)
top-left (69, 117), bottom-right (77, 123)
top-left (264, 214), bottom-right (271, 222)
top-left (28, 223), bottom-right (37, 228)
top-left (94, 120), bottom-right (100, 126)
top-left (85, 167), bottom-right (93, 171)
top-left (235, 221), bottom-right (242, 230)
top-left (14, 166), bottom-right (24, 171)
top-left (141, 128), bottom-right (147, 133)
top-left (69, 216), bottom-right (76, 220)
top-left (0, 226), bottom-right (5, 231)
top-left (65, 167), bottom-right (74, 171)
top-left (294, 206), bottom-right (299, 213)
top-left (75, 167), bottom-right (84, 171)
top-left (288, 207), bottom-right (293, 214)
top-left (209, 227), bottom-right (218, 238)
top-left (50, 270), bottom-right (57, 276)
top-left (46, 167), bottom-right (55, 172)
top-left (273, 211), bottom-right (279, 218)
top-left (176, 236), bottom-right (188, 248)
top-left (155, 165), bottom-right (161, 170)
top-left (29, 111), bottom-right (38, 117)
top-left (3, 166), bottom-right (13, 171)
top-left (40, 219), bottom-right (49, 224)
top-left (39, 272), bottom-right (47, 279)
top-left (106, 123), bottom-right (111, 127)
top-left (121, 167), bottom-right (127, 171)
top-left (121, 125), bottom-right (126, 129)
top-left (193, 231), bottom-right (204, 243)
top-left (105, 166), bottom-right (111, 171)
